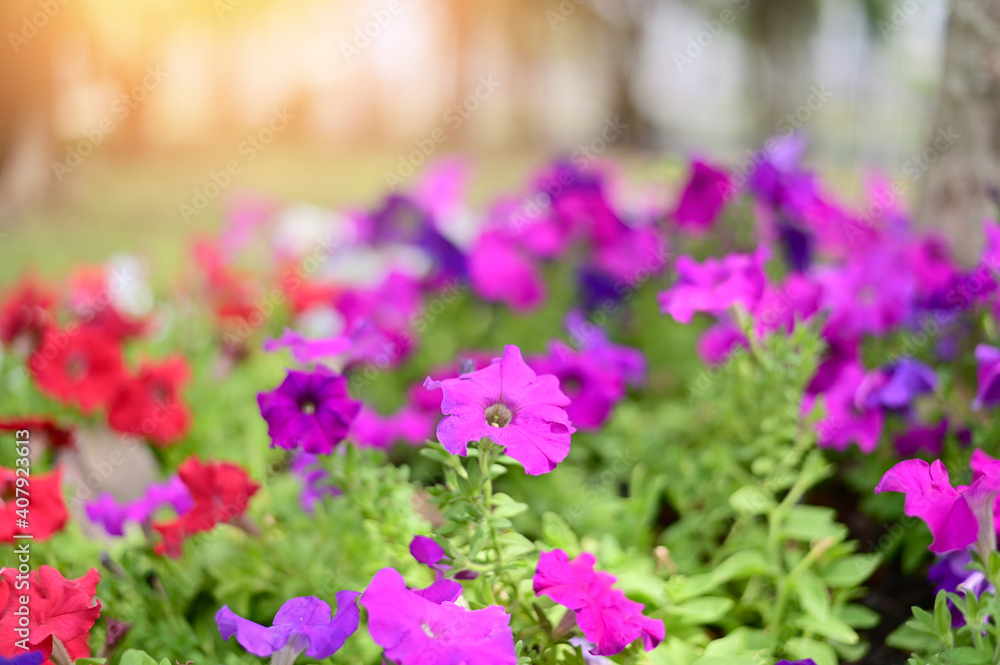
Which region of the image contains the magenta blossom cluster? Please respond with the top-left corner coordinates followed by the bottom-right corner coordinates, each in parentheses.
top-left (424, 345), bottom-right (575, 475)
top-left (533, 549), bottom-right (664, 656)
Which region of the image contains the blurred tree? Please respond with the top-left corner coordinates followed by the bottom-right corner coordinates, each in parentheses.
top-left (916, 0), bottom-right (1000, 265)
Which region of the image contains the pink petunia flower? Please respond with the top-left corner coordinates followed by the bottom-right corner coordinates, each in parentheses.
top-left (658, 252), bottom-right (766, 324)
top-left (359, 567), bottom-right (516, 665)
top-left (533, 550), bottom-right (664, 656)
top-left (424, 345), bottom-right (575, 475)
top-left (875, 455), bottom-right (1000, 556)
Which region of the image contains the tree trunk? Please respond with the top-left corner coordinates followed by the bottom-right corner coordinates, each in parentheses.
top-left (916, 0), bottom-right (1000, 265)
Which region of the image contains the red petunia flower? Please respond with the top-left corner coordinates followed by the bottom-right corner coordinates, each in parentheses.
top-left (0, 467), bottom-right (69, 542)
top-left (0, 565), bottom-right (101, 665)
top-left (153, 456), bottom-right (260, 558)
top-left (107, 356), bottom-right (192, 447)
top-left (0, 277), bottom-right (54, 350)
top-left (0, 418), bottom-right (75, 450)
top-left (28, 325), bottom-right (125, 414)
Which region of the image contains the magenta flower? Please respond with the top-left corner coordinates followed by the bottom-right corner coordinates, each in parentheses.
top-left (216, 593), bottom-right (359, 659)
top-left (672, 159), bottom-right (730, 232)
top-left (752, 274), bottom-right (822, 338)
top-left (257, 367), bottom-right (361, 454)
top-left (696, 321), bottom-right (748, 365)
top-left (527, 341), bottom-right (628, 431)
top-left (468, 231), bottom-right (545, 311)
top-left (424, 345), bottom-right (575, 475)
top-left (776, 661), bottom-right (817, 665)
top-left (658, 252), bottom-right (766, 324)
top-left (350, 405), bottom-right (434, 449)
top-left (408, 535), bottom-right (464, 604)
top-left (533, 550), bottom-right (664, 656)
top-left (359, 567), bottom-right (516, 665)
top-left (875, 456), bottom-right (1000, 555)
top-left (818, 246), bottom-right (914, 337)
top-left (805, 362), bottom-right (883, 453)
top-left (86, 476), bottom-right (193, 536)
top-left (974, 344), bottom-right (1000, 410)
top-left (564, 311), bottom-right (645, 388)
top-left (894, 419), bottom-right (948, 456)
top-left (263, 329), bottom-right (352, 365)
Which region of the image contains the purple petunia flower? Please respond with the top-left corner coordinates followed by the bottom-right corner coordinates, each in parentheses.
top-left (658, 252), bottom-right (766, 324)
top-left (974, 344), bottom-right (1000, 410)
top-left (0, 652), bottom-right (45, 665)
top-left (407, 535), bottom-right (464, 604)
top-left (927, 550), bottom-right (993, 627)
top-left (424, 345), bottom-right (575, 475)
top-left (257, 367), bottom-right (361, 454)
top-left (856, 358), bottom-right (937, 414)
top-left (672, 159), bottom-right (730, 232)
top-left (533, 550), bottom-right (664, 656)
top-left (216, 593), bottom-right (359, 660)
top-left (564, 311), bottom-right (645, 388)
top-left (875, 456), bottom-right (1000, 555)
top-left (85, 476), bottom-right (193, 536)
top-left (524, 347), bottom-right (613, 430)
top-left (359, 567), bottom-right (516, 665)
top-left (894, 419), bottom-right (949, 456)
top-left (289, 452), bottom-right (340, 514)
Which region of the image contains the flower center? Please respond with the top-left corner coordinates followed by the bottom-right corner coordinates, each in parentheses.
top-left (300, 400), bottom-right (316, 415)
top-left (484, 402), bottom-right (512, 428)
top-left (65, 354), bottom-right (88, 380)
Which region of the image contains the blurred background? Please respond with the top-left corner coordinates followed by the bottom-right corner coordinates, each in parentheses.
top-left (0, 0), bottom-right (972, 280)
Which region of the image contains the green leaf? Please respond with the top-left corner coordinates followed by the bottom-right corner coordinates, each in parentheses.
top-left (820, 553), bottom-right (881, 587)
top-left (934, 589), bottom-right (952, 639)
top-left (834, 603), bottom-right (880, 629)
top-left (118, 651), bottom-right (160, 665)
top-left (780, 505), bottom-right (847, 542)
top-left (496, 531), bottom-right (536, 557)
top-left (785, 637), bottom-right (838, 665)
top-left (729, 485), bottom-right (774, 516)
top-left (490, 493), bottom-right (527, 518)
top-left (540, 512), bottom-right (580, 556)
top-left (796, 614), bottom-right (860, 644)
top-left (665, 596), bottom-right (734, 625)
top-left (794, 573), bottom-right (829, 620)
